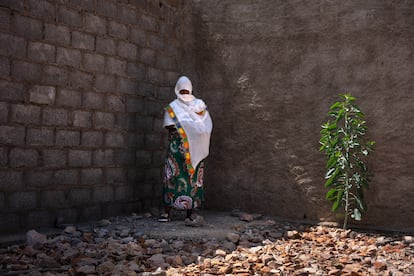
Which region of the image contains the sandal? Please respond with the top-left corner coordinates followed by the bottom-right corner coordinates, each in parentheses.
top-left (158, 213), bottom-right (171, 222)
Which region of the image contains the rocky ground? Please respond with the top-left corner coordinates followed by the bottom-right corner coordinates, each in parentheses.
top-left (0, 210), bottom-right (412, 275)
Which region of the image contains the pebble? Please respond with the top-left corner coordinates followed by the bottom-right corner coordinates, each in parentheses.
top-left (0, 214), bottom-right (412, 275)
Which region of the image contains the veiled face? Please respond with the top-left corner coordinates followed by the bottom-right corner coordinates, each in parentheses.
top-left (179, 89), bottom-right (190, 95)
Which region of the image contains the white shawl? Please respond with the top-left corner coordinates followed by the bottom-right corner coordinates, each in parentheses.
top-left (163, 76), bottom-right (213, 170)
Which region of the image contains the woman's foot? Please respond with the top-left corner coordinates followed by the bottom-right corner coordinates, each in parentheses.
top-left (158, 213), bottom-right (171, 222)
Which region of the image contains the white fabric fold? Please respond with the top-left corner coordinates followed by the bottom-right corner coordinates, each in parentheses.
top-left (163, 76), bottom-right (213, 169)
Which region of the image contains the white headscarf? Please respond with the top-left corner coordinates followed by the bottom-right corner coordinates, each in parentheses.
top-left (163, 76), bottom-right (213, 171)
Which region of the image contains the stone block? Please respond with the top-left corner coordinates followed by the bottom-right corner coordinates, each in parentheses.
top-left (145, 99), bottom-right (164, 117)
top-left (149, 34), bottom-right (165, 51)
top-left (93, 186), bottom-right (114, 202)
top-left (129, 0), bottom-right (147, 10)
top-left (68, 150), bottom-right (91, 167)
top-left (45, 23), bottom-right (70, 45)
top-left (81, 168), bottom-right (103, 185)
top-left (0, 126), bottom-right (25, 145)
top-left (117, 41), bottom-right (137, 60)
top-left (56, 89), bottom-right (82, 108)
top-left (26, 0), bottom-right (55, 21)
top-left (103, 202), bottom-right (123, 217)
top-left (29, 85), bottom-right (56, 105)
top-left (11, 104), bottom-right (41, 124)
top-left (83, 92), bottom-right (104, 110)
top-left (158, 86), bottom-right (173, 100)
top-left (0, 0), bottom-right (24, 10)
top-left (42, 65), bottom-right (69, 86)
top-left (108, 21), bottom-right (128, 39)
top-left (152, 150), bottom-right (164, 166)
top-left (68, 188), bottom-right (91, 205)
top-left (118, 78), bottom-right (137, 95)
top-left (106, 167), bottom-right (127, 184)
top-left (154, 117), bottom-right (163, 130)
top-left (0, 56), bottom-right (9, 77)
top-left (0, 8), bottom-right (10, 32)
top-left (57, 47), bottom-right (81, 68)
top-left (136, 116), bottom-right (153, 131)
top-left (0, 171), bottom-right (23, 191)
top-left (127, 167), bottom-right (144, 184)
top-left (56, 130), bottom-right (80, 147)
top-left (145, 134), bottom-right (162, 149)
top-left (55, 208), bottom-right (78, 225)
top-left (83, 52), bottom-right (105, 72)
top-left (10, 148), bottom-right (38, 168)
top-left (0, 192), bottom-right (5, 210)
top-left (69, 70), bottom-right (94, 90)
top-left (92, 149), bottom-right (113, 166)
top-left (114, 185), bottom-right (133, 201)
top-left (0, 80), bottom-right (24, 102)
top-left (95, 74), bottom-right (116, 93)
top-left (54, 169), bottom-right (78, 185)
top-left (73, 110), bottom-right (92, 128)
top-left (42, 149), bottom-right (66, 167)
top-left (72, 31), bottom-right (95, 50)
top-left (0, 214), bottom-right (20, 233)
top-left (41, 190), bottom-right (67, 208)
top-left (26, 170), bottom-right (53, 187)
top-left (25, 210), bottom-right (53, 229)
top-left (115, 113), bottom-right (136, 130)
top-left (126, 96), bottom-right (144, 112)
top-left (106, 95), bottom-right (125, 112)
top-left (84, 12), bottom-right (106, 34)
top-left (96, 36), bottom-right (116, 55)
top-left (0, 33), bottom-right (26, 58)
top-left (26, 127), bottom-right (54, 146)
top-left (139, 48), bottom-right (156, 65)
top-left (164, 71), bottom-right (179, 85)
top-left (126, 62), bottom-right (146, 80)
top-left (127, 133), bottom-right (145, 148)
top-left (81, 131), bottom-right (103, 147)
top-left (129, 27), bottom-right (147, 46)
top-left (145, 168), bottom-right (161, 184)
top-left (136, 82), bottom-right (155, 97)
top-left (69, 0), bottom-right (95, 11)
top-left (94, 112), bottom-right (115, 129)
top-left (117, 3), bottom-right (137, 24)
top-left (148, 67), bottom-right (163, 84)
top-left (104, 132), bottom-right (125, 147)
top-left (28, 41), bottom-right (55, 63)
top-left (80, 205), bottom-right (102, 222)
top-left (9, 192), bottom-right (37, 211)
top-left (136, 150), bottom-right (151, 167)
top-left (96, 0), bottom-right (117, 18)
top-left (11, 60), bottom-right (41, 81)
top-left (58, 5), bottom-right (81, 27)
top-left (139, 14), bottom-right (157, 31)
top-left (114, 150), bottom-right (135, 166)
top-left (15, 14), bottom-right (42, 39)
top-left (0, 147), bottom-right (7, 166)
top-left (106, 57), bottom-right (126, 76)
top-left (0, 102), bottom-right (7, 123)
top-left (42, 107), bottom-right (68, 126)
top-left (156, 54), bottom-right (176, 70)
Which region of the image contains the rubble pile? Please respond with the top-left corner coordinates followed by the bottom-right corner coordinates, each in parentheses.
top-left (0, 214), bottom-right (412, 275)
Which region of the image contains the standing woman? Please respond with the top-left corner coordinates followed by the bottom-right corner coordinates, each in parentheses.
top-left (158, 76), bottom-right (213, 223)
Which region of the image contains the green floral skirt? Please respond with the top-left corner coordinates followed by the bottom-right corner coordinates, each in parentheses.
top-left (163, 129), bottom-right (204, 210)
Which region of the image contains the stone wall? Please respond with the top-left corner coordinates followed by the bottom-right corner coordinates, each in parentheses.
top-left (0, 0), bottom-right (188, 233)
top-left (1, 0), bottom-right (413, 234)
top-left (190, 0), bottom-right (414, 231)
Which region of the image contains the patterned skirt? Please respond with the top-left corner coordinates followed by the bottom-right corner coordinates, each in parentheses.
top-left (163, 129), bottom-right (204, 210)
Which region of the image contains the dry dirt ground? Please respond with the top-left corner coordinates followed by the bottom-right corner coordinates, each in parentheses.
top-left (0, 210), bottom-right (413, 275)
